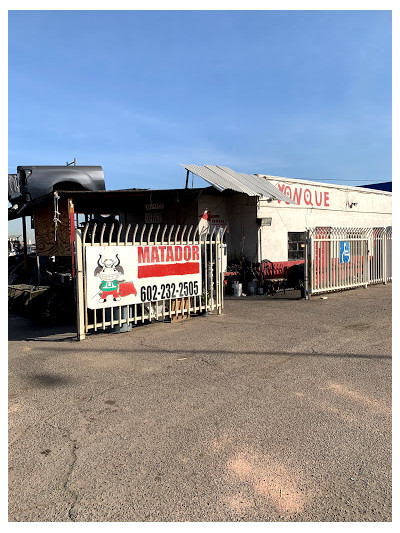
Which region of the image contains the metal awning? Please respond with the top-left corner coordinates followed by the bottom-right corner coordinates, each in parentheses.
top-left (182, 164), bottom-right (295, 204)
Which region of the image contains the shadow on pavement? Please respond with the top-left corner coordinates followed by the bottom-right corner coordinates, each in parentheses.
top-left (24, 373), bottom-right (74, 388)
top-left (8, 314), bottom-right (76, 342)
top-left (22, 343), bottom-right (391, 361)
top-left (226, 289), bottom-right (304, 301)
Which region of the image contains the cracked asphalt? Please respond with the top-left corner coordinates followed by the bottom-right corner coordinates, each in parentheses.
top-left (8, 285), bottom-right (391, 522)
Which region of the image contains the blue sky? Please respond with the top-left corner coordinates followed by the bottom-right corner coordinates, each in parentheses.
top-left (9, 10), bottom-right (391, 205)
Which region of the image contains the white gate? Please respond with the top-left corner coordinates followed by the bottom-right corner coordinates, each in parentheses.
top-left (74, 223), bottom-right (227, 340)
top-left (305, 227), bottom-right (392, 296)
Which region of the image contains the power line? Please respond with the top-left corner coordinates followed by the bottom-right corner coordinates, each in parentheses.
top-left (258, 174), bottom-right (391, 183)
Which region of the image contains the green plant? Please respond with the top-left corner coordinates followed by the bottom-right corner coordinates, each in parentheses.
top-left (242, 260), bottom-right (258, 281)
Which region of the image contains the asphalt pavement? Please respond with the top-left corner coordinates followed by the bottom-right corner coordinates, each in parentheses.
top-left (8, 285), bottom-right (392, 522)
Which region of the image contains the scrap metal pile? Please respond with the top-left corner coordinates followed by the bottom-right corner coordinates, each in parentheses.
top-left (8, 254), bottom-right (75, 323)
top-left (8, 163), bottom-right (107, 323)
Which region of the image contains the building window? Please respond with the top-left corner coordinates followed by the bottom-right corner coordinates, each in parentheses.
top-left (288, 232), bottom-right (306, 260)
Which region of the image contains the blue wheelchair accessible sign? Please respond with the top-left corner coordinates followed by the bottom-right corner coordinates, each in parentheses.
top-left (340, 241), bottom-right (351, 263)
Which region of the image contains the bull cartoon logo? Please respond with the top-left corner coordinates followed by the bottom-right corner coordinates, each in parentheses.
top-left (94, 254), bottom-right (137, 303)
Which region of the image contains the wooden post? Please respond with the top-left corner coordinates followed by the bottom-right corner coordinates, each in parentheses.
top-left (74, 228), bottom-right (86, 341)
top-left (69, 199), bottom-right (76, 278)
top-left (69, 199), bottom-right (85, 340)
top-left (22, 216), bottom-right (29, 274)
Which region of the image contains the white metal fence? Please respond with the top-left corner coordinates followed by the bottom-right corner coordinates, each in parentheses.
top-left (74, 223), bottom-right (226, 340)
top-left (305, 227), bottom-right (392, 296)
top-left (369, 227), bottom-right (392, 284)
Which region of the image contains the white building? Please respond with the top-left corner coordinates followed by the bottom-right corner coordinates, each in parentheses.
top-left (185, 166), bottom-right (392, 264)
top-left (256, 175), bottom-right (392, 262)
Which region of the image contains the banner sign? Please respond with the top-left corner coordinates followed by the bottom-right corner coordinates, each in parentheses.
top-left (85, 244), bottom-right (202, 310)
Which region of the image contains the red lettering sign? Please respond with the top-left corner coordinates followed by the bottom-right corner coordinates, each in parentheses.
top-left (137, 245), bottom-right (200, 264)
top-left (137, 244), bottom-right (201, 278)
top-left (304, 189), bottom-right (312, 205)
top-left (151, 247), bottom-right (160, 263)
top-left (315, 191), bottom-right (323, 206)
top-left (138, 246), bottom-right (150, 264)
top-left (284, 185), bottom-right (292, 205)
top-left (166, 246), bottom-right (174, 262)
top-left (293, 188), bottom-right (302, 205)
top-left (276, 183), bottom-right (330, 207)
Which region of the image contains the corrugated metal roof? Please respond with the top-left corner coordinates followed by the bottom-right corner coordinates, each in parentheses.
top-left (181, 164), bottom-right (295, 203)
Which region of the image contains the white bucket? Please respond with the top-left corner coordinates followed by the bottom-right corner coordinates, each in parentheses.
top-left (233, 282), bottom-right (242, 297)
top-left (247, 281), bottom-right (258, 295)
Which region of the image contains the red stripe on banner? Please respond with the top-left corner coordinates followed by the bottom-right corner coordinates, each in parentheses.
top-left (138, 262), bottom-right (200, 278)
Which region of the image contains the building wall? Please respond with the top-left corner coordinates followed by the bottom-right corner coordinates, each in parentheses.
top-left (227, 194), bottom-right (259, 261)
top-left (121, 191), bottom-right (200, 232)
top-left (198, 193), bottom-right (259, 261)
top-left (257, 176), bottom-right (392, 262)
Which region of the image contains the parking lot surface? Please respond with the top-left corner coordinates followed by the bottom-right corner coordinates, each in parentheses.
top-left (9, 285), bottom-right (392, 522)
